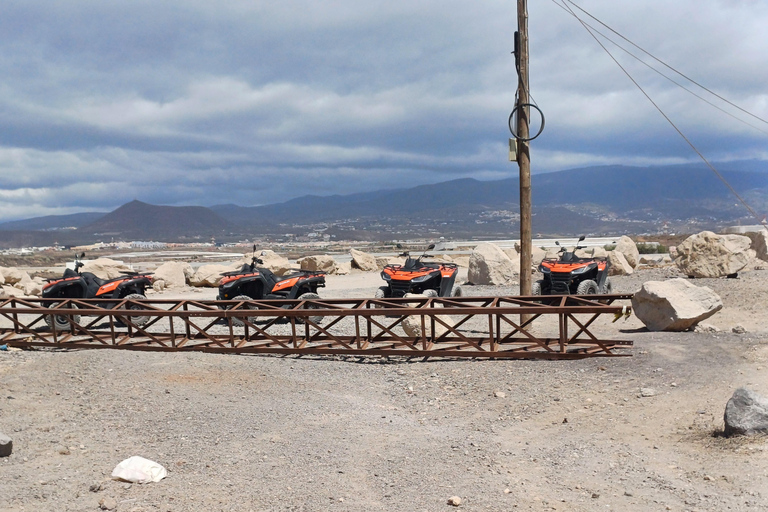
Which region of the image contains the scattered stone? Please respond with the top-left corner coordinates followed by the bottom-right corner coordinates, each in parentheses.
top-left (631, 278), bottom-right (723, 332)
top-left (640, 388), bottom-right (657, 397)
top-left (99, 497), bottom-right (117, 510)
top-left (615, 235), bottom-right (640, 268)
top-left (732, 325), bottom-right (747, 334)
top-left (447, 496), bottom-right (462, 506)
top-left (693, 323), bottom-right (719, 333)
top-left (468, 243), bottom-right (517, 285)
top-left (674, 231), bottom-right (752, 278)
top-left (723, 388), bottom-right (768, 437)
top-left (493, 391), bottom-right (506, 398)
top-left (0, 432), bottom-right (12, 457)
top-left (89, 482), bottom-right (103, 492)
top-left (350, 248), bottom-right (377, 272)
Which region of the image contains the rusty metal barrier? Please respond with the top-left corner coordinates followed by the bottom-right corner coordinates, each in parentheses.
top-left (0, 294), bottom-right (633, 359)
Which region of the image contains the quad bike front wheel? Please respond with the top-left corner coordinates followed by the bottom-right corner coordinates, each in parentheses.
top-left (422, 289), bottom-right (438, 298)
top-left (601, 277), bottom-right (613, 294)
top-left (121, 293), bottom-right (150, 327)
top-left (576, 279), bottom-right (598, 295)
top-left (45, 302), bottom-right (80, 332)
top-left (296, 292), bottom-right (322, 324)
top-left (451, 286), bottom-right (463, 297)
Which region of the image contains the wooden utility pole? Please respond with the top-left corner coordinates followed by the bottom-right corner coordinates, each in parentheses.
top-left (516, 0), bottom-right (532, 298)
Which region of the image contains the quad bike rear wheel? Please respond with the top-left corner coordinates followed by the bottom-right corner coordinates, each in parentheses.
top-left (45, 302), bottom-right (80, 332)
top-left (451, 286), bottom-right (463, 297)
top-left (576, 279), bottom-right (598, 295)
top-left (230, 295), bottom-right (257, 327)
top-left (121, 293), bottom-right (149, 326)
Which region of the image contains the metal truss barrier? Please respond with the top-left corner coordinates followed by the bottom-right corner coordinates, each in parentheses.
top-left (0, 294), bottom-right (633, 360)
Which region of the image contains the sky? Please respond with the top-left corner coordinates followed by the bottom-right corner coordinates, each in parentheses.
top-left (1, 0), bottom-right (767, 221)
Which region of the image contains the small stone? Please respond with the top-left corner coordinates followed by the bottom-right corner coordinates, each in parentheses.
top-left (592, 493), bottom-right (600, 499)
top-left (562, 417), bottom-right (568, 424)
top-left (640, 388), bottom-right (657, 397)
top-left (89, 482), bottom-right (103, 493)
top-left (732, 325), bottom-right (747, 334)
top-left (447, 496), bottom-right (462, 506)
top-left (703, 475), bottom-right (713, 481)
top-left (504, 488), bottom-right (511, 494)
top-left (99, 497), bottom-right (117, 510)
top-left (494, 391), bottom-right (506, 398)
top-left (58, 446), bottom-right (71, 455)
top-left (624, 490), bottom-right (633, 496)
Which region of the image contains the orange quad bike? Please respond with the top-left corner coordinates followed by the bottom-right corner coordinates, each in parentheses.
top-left (217, 246), bottom-right (326, 326)
top-left (41, 252), bottom-right (153, 330)
top-left (534, 235), bottom-right (612, 296)
top-left (377, 244), bottom-right (462, 299)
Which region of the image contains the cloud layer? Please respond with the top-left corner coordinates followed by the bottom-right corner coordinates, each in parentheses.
top-left (1, 0), bottom-right (767, 220)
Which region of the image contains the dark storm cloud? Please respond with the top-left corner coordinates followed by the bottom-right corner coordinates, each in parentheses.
top-left (0, 0), bottom-right (766, 220)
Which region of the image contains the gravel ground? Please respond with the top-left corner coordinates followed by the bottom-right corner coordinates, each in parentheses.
top-left (1, 265), bottom-right (768, 511)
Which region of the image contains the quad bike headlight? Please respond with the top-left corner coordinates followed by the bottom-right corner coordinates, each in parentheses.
top-left (571, 264), bottom-right (594, 274)
top-left (380, 272), bottom-right (391, 281)
top-left (410, 273), bottom-right (435, 283)
top-left (538, 264), bottom-right (550, 273)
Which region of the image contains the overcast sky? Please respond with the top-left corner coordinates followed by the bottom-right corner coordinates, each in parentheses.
top-left (1, 0), bottom-right (767, 220)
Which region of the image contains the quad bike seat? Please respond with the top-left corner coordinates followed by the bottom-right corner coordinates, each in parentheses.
top-left (63, 268), bottom-right (78, 278)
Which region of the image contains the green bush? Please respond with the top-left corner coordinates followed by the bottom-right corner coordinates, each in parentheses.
top-left (637, 243), bottom-right (667, 254)
top-left (603, 244), bottom-right (616, 251)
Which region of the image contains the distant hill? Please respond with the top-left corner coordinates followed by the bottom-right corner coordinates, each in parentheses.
top-left (79, 200), bottom-right (235, 241)
top-left (0, 160), bottom-right (766, 247)
top-left (0, 212), bottom-right (105, 231)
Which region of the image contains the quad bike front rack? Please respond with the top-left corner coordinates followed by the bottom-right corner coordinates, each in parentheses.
top-left (0, 294), bottom-right (633, 359)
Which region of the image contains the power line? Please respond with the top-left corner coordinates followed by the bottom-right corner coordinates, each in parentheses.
top-left (563, 0), bottom-right (768, 128)
top-left (557, 0), bottom-right (768, 232)
top-left (549, 0), bottom-right (768, 137)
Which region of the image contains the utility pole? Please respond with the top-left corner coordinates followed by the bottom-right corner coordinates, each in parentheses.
top-left (516, 0), bottom-right (532, 299)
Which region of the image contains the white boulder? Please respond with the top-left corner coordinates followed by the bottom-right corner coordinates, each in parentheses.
top-left (189, 263), bottom-right (239, 287)
top-left (350, 248), bottom-right (378, 272)
top-left (257, 250), bottom-right (293, 276)
top-left (153, 261), bottom-right (193, 289)
top-left (674, 231), bottom-right (751, 278)
top-left (401, 293), bottom-right (454, 338)
top-left (298, 255), bottom-right (338, 274)
top-left (746, 230), bottom-right (768, 262)
top-left (0, 267), bottom-right (30, 285)
top-left (80, 258), bottom-right (133, 280)
top-left (607, 250), bottom-right (634, 276)
top-left (631, 278), bottom-right (723, 331)
top-left (468, 243), bottom-right (517, 285)
top-left (615, 236), bottom-right (640, 268)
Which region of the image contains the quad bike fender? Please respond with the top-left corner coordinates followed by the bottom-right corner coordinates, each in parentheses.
top-left (41, 277), bottom-right (87, 299)
top-left (438, 272), bottom-right (458, 297)
top-left (595, 260), bottom-right (611, 291)
top-left (99, 276), bottom-right (153, 298)
top-left (286, 275), bottom-right (326, 299)
top-left (218, 275), bottom-right (263, 300)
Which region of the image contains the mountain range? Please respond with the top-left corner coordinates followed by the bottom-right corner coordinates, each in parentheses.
top-left (1, 161), bottom-right (766, 247)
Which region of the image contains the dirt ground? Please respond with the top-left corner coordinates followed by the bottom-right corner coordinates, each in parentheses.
top-left (1, 265), bottom-right (767, 512)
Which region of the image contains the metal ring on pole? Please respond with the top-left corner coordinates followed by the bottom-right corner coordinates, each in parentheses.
top-left (508, 103), bottom-right (545, 142)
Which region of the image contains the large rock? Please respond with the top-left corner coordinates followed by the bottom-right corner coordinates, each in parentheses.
top-left (80, 258), bottom-right (133, 280)
top-left (607, 250), bottom-right (633, 276)
top-left (298, 255), bottom-right (337, 274)
top-left (189, 263), bottom-right (238, 287)
top-left (18, 277), bottom-right (45, 297)
top-left (401, 293), bottom-right (454, 338)
top-left (0, 432), bottom-right (12, 457)
top-left (257, 250), bottom-right (293, 276)
top-left (674, 231), bottom-right (751, 278)
top-left (631, 278), bottom-right (723, 331)
top-left (0, 267), bottom-right (30, 285)
top-left (746, 230), bottom-right (768, 262)
top-left (153, 261), bottom-right (193, 289)
top-left (575, 246), bottom-right (608, 259)
top-left (350, 248), bottom-right (377, 272)
top-left (724, 388), bottom-right (768, 437)
top-left (468, 243), bottom-right (517, 285)
top-left (501, 248), bottom-right (522, 274)
top-left (615, 236), bottom-right (640, 268)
